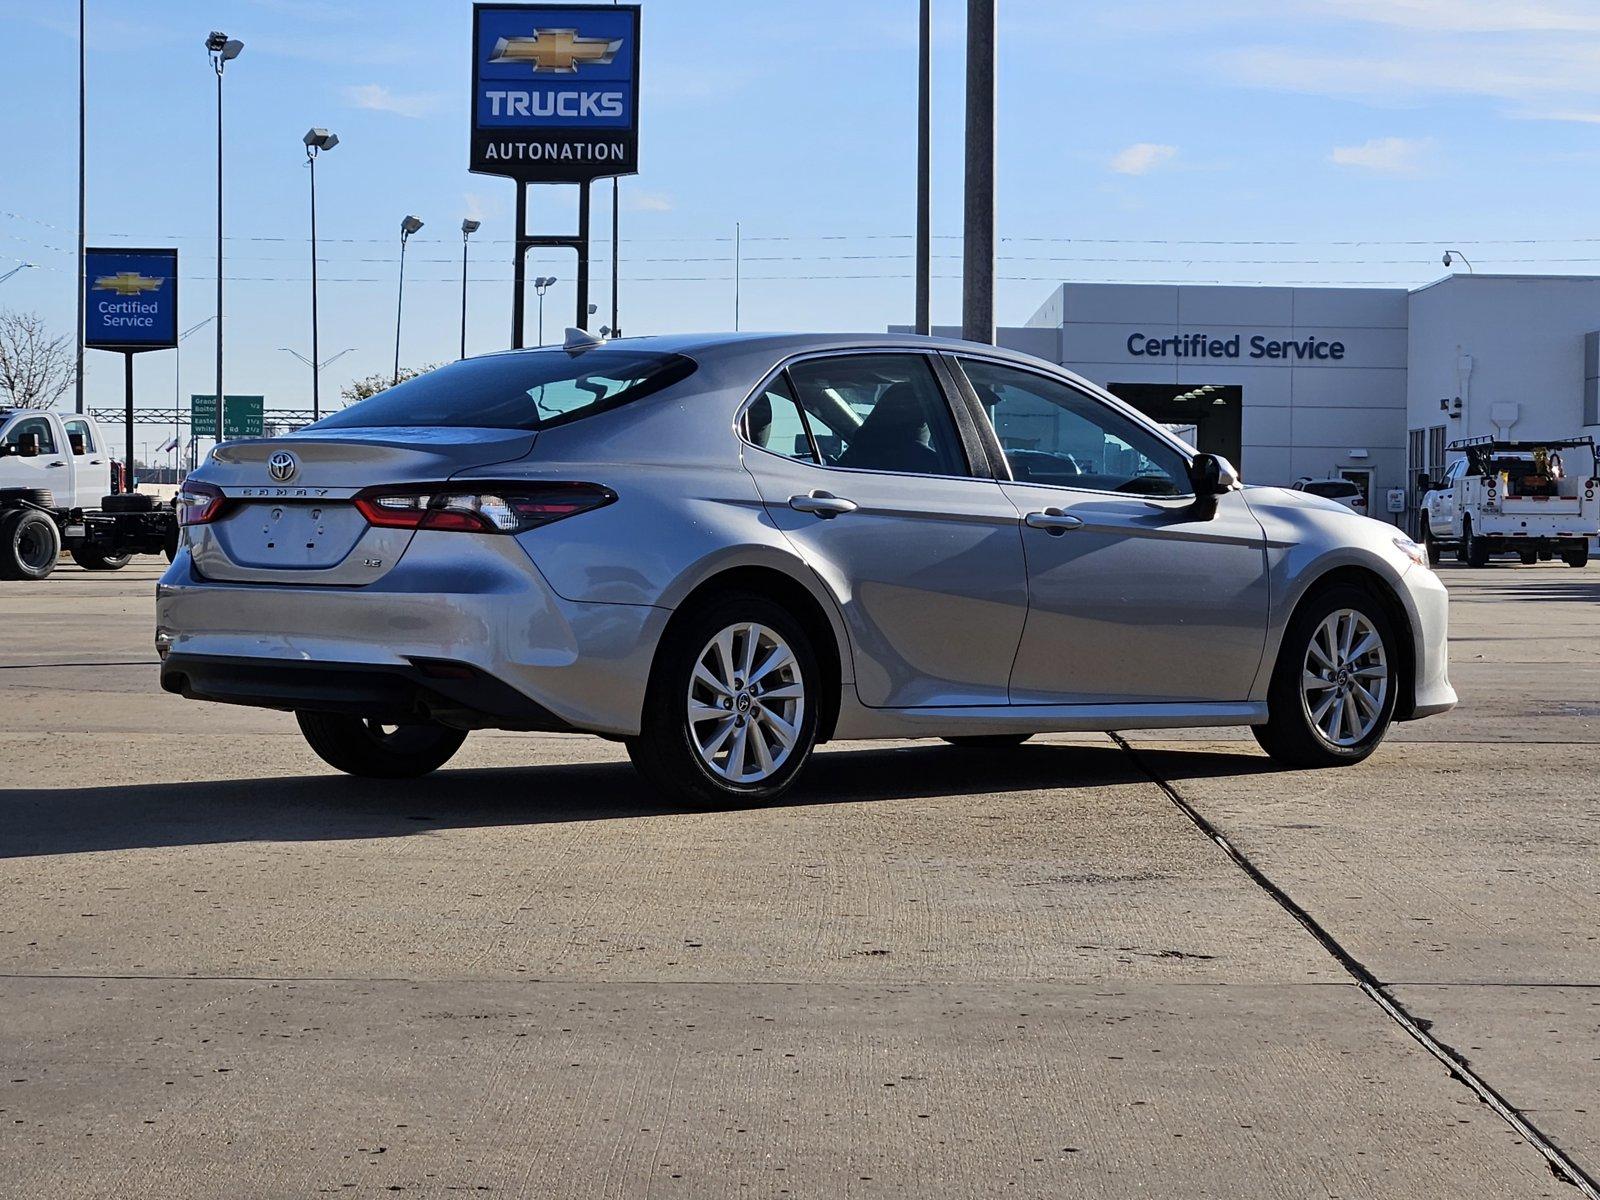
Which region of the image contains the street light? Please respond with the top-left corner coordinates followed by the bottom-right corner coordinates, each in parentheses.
top-left (278, 346), bottom-right (356, 371)
top-left (460, 218), bottom-right (481, 359)
top-left (303, 127), bottom-right (339, 420)
top-left (393, 215), bottom-right (423, 385)
top-left (0, 263), bottom-right (32, 286)
top-left (206, 30), bottom-right (243, 441)
top-left (534, 275), bottom-right (556, 346)
top-left (1443, 249), bottom-right (1474, 273)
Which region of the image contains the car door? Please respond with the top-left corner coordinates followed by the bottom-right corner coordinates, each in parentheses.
top-left (62, 417), bottom-right (106, 508)
top-left (1434, 458), bottom-right (1466, 535)
top-left (738, 351), bottom-right (1029, 708)
top-left (951, 355), bottom-right (1269, 705)
top-left (0, 414), bottom-right (70, 499)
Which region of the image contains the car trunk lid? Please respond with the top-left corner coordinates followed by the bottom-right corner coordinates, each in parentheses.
top-left (191, 426), bottom-right (536, 584)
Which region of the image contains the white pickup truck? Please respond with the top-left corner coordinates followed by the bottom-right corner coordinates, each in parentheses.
top-left (1420, 435), bottom-right (1599, 568)
top-left (0, 408), bottom-right (176, 580)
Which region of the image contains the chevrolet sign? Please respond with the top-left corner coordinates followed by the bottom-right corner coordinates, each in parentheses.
top-left (84, 247), bottom-right (178, 351)
top-left (471, 3), bottom-right (641, 183)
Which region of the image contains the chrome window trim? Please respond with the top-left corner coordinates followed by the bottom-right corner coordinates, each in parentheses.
top-left (733, 346), bottom-right (988, 484)
top-left (948, 352), bottom-right (1198, 500)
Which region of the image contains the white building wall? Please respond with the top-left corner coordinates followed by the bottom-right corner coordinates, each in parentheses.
top-left (1406, 275), bottom-right (1600, 454)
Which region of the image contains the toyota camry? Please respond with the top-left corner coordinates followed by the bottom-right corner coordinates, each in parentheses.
top-left (157, 331), bottom-right (1455, 805)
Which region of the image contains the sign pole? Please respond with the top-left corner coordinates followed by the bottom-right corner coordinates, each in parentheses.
top-left (576, 180), bottom-right (591, 329)
top-left (961, 0), bottom-right (996, 345)
top-left (511, 183), bottom-right (528, 349)
top-left (123, 352), bottom-right (135, 493)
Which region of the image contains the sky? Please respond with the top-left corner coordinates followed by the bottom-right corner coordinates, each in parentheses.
top-left (6, 0), bottom-right (1600, 449)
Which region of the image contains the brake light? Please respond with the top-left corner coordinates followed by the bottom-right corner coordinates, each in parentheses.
top-left (175, 478), bottom-right (227, 526)
top-left (352, 484), bottom-right (615, 534)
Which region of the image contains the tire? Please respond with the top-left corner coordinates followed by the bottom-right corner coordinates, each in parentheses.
top-left (0, 508), bottom-right (61, 581)
top-left (1252, 584), bottom-right (1399, 769)
top-left (295, 711), bottom-right (467, 779)
top-left (1519, 549), bottom-right (1538, 566)
top-left (0, 488), bottom-right (53, 509)
top-left (1463, 518), bottom-right (1490, 568)
top-left (101, 492), bottom-right (154, 514)
top-left (1563, 542), bottom-right (1590, 568)
top-left (941, 734), bottom-right (1033, 750)
top-left (627, 592), bottom-right (820, 807)
top-left (69, 543), bottom-right (132, 571)
top-left (1420, 515), bottom-right (1443, 566)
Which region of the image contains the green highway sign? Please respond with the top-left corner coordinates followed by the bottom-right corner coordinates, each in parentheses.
top-left (191, 394), bottom-right (265, 439)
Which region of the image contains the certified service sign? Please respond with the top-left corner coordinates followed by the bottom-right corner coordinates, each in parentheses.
top-left (470, 3), bottom-right (640, 183)
top-left (84, 247), bottom-right (178, 352)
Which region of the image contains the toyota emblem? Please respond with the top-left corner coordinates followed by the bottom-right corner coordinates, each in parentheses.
top-left (267, 451), bottom-right (299, 483)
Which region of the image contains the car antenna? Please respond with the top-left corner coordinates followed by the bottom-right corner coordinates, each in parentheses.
top-left (563, 327), bottom-right (605, 354)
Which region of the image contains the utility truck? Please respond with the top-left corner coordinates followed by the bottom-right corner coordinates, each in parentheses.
top-left (0, 409), bottom-right (177, 580)
top-left (1419, 435), bottom-right (1599, 568)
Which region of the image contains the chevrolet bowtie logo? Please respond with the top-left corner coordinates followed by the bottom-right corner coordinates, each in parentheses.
top-left (490, 27), bottom-right (622, 73)
top-left (93, 271), bottom-right (163, 296)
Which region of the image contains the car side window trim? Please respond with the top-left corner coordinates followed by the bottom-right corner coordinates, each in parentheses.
top-left (945, 353), bottom-right (1198, 499)
top-left (734, 348), bottom-right (983, 482)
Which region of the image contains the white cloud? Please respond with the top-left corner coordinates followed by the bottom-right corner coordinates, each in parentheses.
top-left (343, 84), bottom-right (441, 119)
top-left (1109, 143), bottom-right (1177, 176)
top-left (1329, 136), bottom-right (1436, 175)
top-left (624, 191), bottom-right (674, 213)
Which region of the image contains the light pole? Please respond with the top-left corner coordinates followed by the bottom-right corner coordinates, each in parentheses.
top-left (1443, 250), bottom-right (1474, 273)
top-left (534, 275), bottom-right (555, 345)
top-left (303, 127), bottom-right (339, 420)
top-left (75, 0), bottom-right (85, 414)
top-left (394, 215), bottom-right (423, 385)
top-left (207, 30), bottom-right (243, 435)
top-left (175, 315), bottom-right (216, 471)
top-left (0, 264), bottom-right (32, 286)
top-left (962, 0), bottom-right (996, 345)
top-left (460, 218), bottom-right (481, 359)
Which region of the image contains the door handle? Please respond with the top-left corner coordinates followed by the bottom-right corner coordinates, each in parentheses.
top-left (1024, 507), bottom-right (1083, 535)
top-left (788, 490), bottom-right (858, 518)
top-left (89, 458), bottom-right (103, 465)
top-left (46, 460), bottom-right (66, 468)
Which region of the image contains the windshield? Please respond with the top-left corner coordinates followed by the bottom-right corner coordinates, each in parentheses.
top-left (309, 349), bottom-right (696, 432)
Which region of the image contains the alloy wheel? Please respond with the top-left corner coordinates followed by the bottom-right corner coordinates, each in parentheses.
top-left (687, 621), bottom-right (805, 784)
top-left (1300, 608), bottom-right (1389, 748)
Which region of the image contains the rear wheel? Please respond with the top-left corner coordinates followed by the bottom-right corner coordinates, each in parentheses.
top-left (1253, 585), bottom-right (1398, 769)
top-left (941, 734), bottom-right (1032, 750)
top-left (0, 509), bottom-right (60, 581)
top-left (296, 711), bottom-right (467, 778)
top-left (1563, 542), bottom-right (1590, 568)
top-left (1519, 549), bottom-right (1538, 566)
top-left (69, 543), bottom-right (132, 571)
top-left (1463, 518), bottom-right (1491, 568)
top-left (627, 593), bottom-right (820, 807)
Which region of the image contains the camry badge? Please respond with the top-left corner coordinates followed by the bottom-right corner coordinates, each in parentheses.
top-left (267, 451), bottom-right (298, 483)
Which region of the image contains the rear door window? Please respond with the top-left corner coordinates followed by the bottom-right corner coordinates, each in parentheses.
top-left (310, 349), bottom-right (696, 432)
top-left (784, 354), bottom-right (970, 478)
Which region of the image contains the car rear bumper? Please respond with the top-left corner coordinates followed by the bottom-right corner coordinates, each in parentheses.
top-left (155, 532), bottom-right (669, 736)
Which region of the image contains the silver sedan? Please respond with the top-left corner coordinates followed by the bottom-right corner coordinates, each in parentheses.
top-left (157, 332), bottom-right (1454, 805)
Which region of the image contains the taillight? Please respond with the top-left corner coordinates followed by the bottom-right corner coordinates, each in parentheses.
top-left (175, 478), bottom-right (227, 526)
top-left (352, 484), bottom-right (615, 534)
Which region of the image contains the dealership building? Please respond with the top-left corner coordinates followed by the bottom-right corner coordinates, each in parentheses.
top-left (918, 274), bottom-right (1600, 525)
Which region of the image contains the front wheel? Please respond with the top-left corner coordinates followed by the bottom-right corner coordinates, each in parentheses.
top-left (1253, 585), bottom-right (1398, 769)
top-left (1420, 515), bottom-right (1443, 566)
top-left (0, 508), bottom-right (60, 581)
top-left (1463, 518), bottom-right (1490, 568)
top-left (296, 711), bottom-right (467, 778)
top-left (627, 593), bottom-right (820, 807)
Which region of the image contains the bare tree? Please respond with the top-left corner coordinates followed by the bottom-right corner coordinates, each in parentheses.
top-left (340, 363), bottom-right (439, 404)
top-left (0, 310), bottom-right (75, 410)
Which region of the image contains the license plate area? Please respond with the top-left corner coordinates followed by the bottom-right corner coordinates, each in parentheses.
top-left (215, 501), bottom-right (368, 569)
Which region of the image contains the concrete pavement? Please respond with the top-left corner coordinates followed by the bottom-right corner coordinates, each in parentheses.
top-left (0, 558), bottom-right (1591, 1197)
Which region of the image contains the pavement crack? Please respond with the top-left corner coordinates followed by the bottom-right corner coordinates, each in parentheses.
top-left (1109, 731), bottom-right (1600, 1200)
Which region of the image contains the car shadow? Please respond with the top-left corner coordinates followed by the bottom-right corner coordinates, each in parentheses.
top-left (0, 740), bottom-right (1279, 861)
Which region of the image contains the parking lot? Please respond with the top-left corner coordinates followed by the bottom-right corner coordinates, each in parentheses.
top-left (2, 559), bottom-right (1596, 1198)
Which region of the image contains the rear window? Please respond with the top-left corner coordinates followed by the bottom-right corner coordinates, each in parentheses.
top-left (1305, 481), bottom-right (1360, 498)
top-left (309, 349), bottom-right (696, 432)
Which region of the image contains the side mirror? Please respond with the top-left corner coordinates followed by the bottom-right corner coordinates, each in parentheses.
top-left (17, 433), bottom-right (40, 458)
top-left (1415, 471), bottom-right (1434, 494)
top-left (1188, 452), bottom-right (1240, 497)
